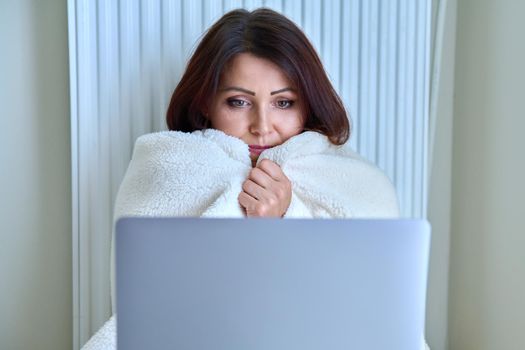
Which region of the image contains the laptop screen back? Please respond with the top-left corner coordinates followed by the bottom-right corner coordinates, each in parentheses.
top-left (116, 218), bottom-right (430, 350)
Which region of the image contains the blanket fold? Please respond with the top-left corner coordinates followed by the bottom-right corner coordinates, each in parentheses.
top-left (82, 129), bottom-right (407, 350)
top-left (114, 129), bottom-right (400, 220)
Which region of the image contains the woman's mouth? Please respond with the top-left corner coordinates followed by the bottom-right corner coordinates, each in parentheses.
top-left (248, 145), bottom-right (272, 156)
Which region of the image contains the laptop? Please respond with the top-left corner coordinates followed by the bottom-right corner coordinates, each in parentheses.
top-left (116, 217), bottom-right (431, 350)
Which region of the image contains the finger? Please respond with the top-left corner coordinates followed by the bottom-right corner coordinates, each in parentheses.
top-left (256, 159), bottom-right (284, 181)
top-left (238, 191), bottom-right (258, 211)
top-left (248, 167), bottom-right (274, 189)
top-left (242, 179), bottom-right (265, 200)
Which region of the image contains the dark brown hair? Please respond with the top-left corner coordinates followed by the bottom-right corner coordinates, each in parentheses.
top-left (166, 8), bottom-right (350, 145)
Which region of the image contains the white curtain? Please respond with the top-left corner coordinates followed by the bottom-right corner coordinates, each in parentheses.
top-left (68, 1), bottom-right (431, 348)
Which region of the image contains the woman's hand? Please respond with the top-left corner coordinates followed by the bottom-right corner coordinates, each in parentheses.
top-left (238, 159), bottom-right (292, 217)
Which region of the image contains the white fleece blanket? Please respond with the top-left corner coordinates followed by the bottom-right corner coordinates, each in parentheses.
top-left (112, 129), bottom-right (400, 220)
top-left (81, 129), bottom-right (427, 350)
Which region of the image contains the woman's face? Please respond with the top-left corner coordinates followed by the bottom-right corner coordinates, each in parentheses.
top-left (206, 53), bottom-right (306, 162)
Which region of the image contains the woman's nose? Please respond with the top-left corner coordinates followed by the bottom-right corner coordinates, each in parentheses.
top-left (250, 107), bottom-right (272, 136)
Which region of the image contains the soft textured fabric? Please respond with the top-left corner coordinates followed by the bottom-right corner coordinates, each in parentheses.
top-left (112, 129), bottom-right (400, 221)
top-left (81, 129), bottom-right (429, 350)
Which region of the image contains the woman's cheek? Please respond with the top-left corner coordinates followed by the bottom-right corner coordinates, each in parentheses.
top-left (215, 111), bottom-right (251, 136)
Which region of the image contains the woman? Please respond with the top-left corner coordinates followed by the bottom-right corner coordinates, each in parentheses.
top-left (165, 7), bottom-right (353, 218)
top-left (82, 8), bottom-right (404, 349)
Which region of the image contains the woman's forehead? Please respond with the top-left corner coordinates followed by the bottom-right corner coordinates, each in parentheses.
top-left (220, 53), bottom-right (295, 91)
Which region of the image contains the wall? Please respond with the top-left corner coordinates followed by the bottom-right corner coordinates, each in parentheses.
top-left (449, 0), bottom-right (525, 349)
top-left (0, 1), bottom-right (71, 349)
top-left (427, 0), bottom-right (456, 349)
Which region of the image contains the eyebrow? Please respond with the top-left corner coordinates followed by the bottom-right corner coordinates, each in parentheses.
top-left (220, 86), bottom-right (296, 96)
top-left (220, 86), bottom-right (255, 95)
top-left (270, 87), bottom-right (295, 95)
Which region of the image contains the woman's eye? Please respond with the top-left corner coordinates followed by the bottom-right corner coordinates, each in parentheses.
top-left (276, 100), bottom-right (294, 109)
top-left (227, 99), bottom-right (250, 108)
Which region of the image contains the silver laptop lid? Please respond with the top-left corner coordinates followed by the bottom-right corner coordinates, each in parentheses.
top-left (116, 218), bottom-right (430, 350)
